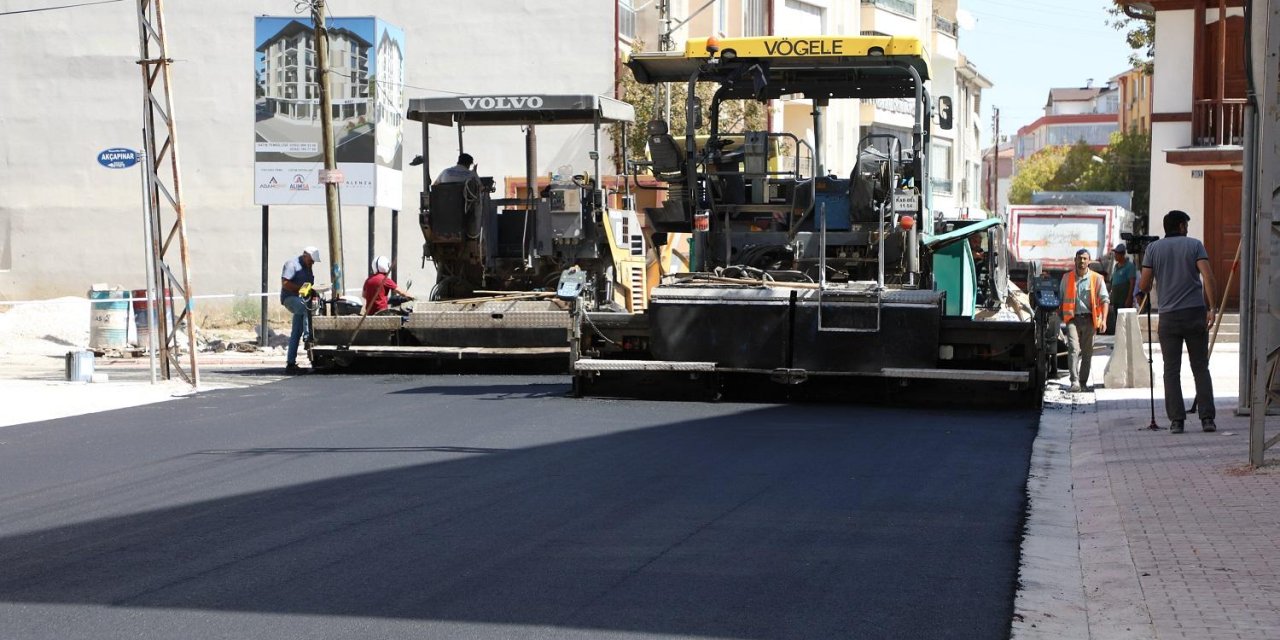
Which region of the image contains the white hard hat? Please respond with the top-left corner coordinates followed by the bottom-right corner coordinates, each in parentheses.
top-left (303, 246), bottom-right (321, 262)
top-left (372, 255), bottom-right (391, 274)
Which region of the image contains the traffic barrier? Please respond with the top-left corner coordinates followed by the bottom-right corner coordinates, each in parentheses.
top-left (1103, 309), bottom-right (1151, 388)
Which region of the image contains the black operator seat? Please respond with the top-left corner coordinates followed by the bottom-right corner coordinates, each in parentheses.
top-left (646, 119), bottom-right (686, 181)
top-left (428, 177), bottom-right (483, 239)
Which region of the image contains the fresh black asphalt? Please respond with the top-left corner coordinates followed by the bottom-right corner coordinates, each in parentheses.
top-left (0, 375), bottom-right (1038, 639)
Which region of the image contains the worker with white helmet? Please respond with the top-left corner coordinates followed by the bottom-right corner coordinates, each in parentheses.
top-left (280, 246), bottom-right (320, 374)
top-left (362, 255), bottom-right (413, 315)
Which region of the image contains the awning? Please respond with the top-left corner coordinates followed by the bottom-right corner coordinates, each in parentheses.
top-left (407, 94), bottom-right (635, 127)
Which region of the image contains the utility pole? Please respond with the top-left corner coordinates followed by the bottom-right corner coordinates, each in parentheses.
top-left (135, 0), bottom-right (198, 387)
top-left (990, 106), bottom-right (1000, 217)
top-left (312, 0), bottom-right (345, 304)
top-left (658, 0), bottom-right (673, 124)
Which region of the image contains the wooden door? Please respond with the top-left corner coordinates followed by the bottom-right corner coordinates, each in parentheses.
top-left (1200, 15), bottom-right (1246, 100)
top-left (1204, 170), bottom-right (1242, 310)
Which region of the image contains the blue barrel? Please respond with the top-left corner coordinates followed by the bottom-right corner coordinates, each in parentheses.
top-left (89, 289), bottom-right (129, 350)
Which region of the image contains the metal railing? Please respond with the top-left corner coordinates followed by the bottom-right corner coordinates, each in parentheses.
top-left (1193, 98), bottom-right (1246, 147)
top-left (861, 0), bottom-right (916, 18)
top-left (934, 14), bottom-right (958, 37)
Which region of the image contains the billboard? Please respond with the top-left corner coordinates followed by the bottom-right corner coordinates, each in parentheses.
top-left (254, 16), bottom-right (405, 208)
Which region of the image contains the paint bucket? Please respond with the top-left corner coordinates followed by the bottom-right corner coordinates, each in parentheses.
top-left (89, 287), bottom-right (129, 351)
top-left (65, 350), bottom-right (95, 382)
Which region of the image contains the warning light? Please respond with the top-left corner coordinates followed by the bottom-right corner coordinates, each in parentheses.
top-left (706, 35), bottom-right (721, 54)
top-left (694, 211), bottom-right (710, 231)
top-left (899, 215), bottom-right (915, 230)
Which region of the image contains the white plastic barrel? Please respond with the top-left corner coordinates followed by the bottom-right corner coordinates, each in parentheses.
top-left (89, 287), bottom-right (129, 351)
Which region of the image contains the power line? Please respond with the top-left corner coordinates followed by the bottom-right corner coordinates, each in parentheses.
top-left (0, 0), bottom-right (122, 16)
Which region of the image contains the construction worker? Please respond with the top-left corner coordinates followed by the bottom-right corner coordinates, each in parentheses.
top-left (362, 256), bottom-right (412, 315)
top-left (280, 246), bottom-right (320, 374)
top-left (1060, 248), bottom-right (1110, 392)
top-left (436, 152), bottom-right (478, 184)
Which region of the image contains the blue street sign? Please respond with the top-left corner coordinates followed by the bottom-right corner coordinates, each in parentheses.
top-left (97, 148), bottom-right (141, 169)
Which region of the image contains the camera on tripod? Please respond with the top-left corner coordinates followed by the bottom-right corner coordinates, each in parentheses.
top-left (1121, 232), bottom-right (1160, 254)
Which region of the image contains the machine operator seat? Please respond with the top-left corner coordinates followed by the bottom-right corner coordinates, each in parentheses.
top-left (849, 169), bottom-right (877, 224)
top-left (646, 120), bottom-right (686, 182)
top-left (428, 177), bottom-right (483, 241)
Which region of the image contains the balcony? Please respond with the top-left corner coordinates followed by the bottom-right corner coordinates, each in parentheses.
top-left (1193, 98), bottom-right (1245, 147)
top-left (934, 14), bottom-right (958, 38)
top-left (861, 0), bottom-right (916, 18)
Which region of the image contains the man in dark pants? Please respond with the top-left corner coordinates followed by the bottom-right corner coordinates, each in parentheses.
top-left (280, 246), bottom-right (320, 374)
top-left (1137, 210), bottom-right (1219, 434)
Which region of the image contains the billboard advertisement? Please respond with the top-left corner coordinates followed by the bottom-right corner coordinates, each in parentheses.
top-left (254, 16), bottom-right (404, 208)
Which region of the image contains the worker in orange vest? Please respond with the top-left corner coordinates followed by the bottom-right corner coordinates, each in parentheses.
top-left (1060, 248), bottom-right (1110, 392)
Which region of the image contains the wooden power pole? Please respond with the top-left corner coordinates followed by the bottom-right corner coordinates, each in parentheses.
top-left (311, 0), bottom-right (345, 303)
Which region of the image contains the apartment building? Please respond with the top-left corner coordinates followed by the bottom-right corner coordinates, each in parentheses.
top-left (257, 20), bottom-right (371, 124)
top-left (1015, 81), bottom-right (1121, 161)
top-left (1113, 66), bottom-right (1153, 134)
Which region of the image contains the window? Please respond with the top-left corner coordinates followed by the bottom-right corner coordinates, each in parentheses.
top-left (781, 0), bottom-right (825, 34)
top-left (930, 141), bottom-right (953, 194)
top-left (861, 0), bottom-right (916, 18)
top-left (0, 209), bottom-right (10, 271)
top-left (619, 0), bottom-right (636, 39)
top-left (718, 0), bottom-right (729, 35)
top-left (744, 0), bottom-right (767, 36)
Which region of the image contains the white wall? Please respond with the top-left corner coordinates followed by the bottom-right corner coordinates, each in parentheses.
top-left (0, 0), bottom-right (618, 307)
top-left (1051, 100), bottom-right (1092, 116)
top-left (1153, 9), bottom-right (1194, 113)
top-left (1149, 123), bottom-right (1205, 239)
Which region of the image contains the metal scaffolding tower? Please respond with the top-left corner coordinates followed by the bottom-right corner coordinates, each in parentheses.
top-left (135, 0), bottom-right (198, 386)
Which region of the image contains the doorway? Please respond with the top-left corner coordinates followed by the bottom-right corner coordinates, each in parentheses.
top-left (1203, 170), bottom-right (1241, 310)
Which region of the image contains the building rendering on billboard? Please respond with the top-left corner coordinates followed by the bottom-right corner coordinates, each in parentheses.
top-left (253, 16), bottom-right (404, 208)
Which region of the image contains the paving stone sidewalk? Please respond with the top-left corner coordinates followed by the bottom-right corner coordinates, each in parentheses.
top-left (1016, 344), bottom-right (1280, 639)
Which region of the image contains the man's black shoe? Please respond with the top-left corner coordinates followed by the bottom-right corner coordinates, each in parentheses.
top-left (1202, 419), bottom-right (1217, 433)
top-left (1169, 420), bottom-right (1185, 434)
top-left (284, 364), bottom-right (305, 375)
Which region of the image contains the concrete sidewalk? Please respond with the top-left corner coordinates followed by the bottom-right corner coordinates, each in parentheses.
top-left (0, 351), bottom-right (290, 428)
top-left (1015, 342), bottom-right (1280, 639)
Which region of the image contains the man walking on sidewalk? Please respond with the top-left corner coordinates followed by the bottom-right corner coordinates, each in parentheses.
top-left (1137, 210), bottom-right (1219, 434)
top-left (1061, 248), bottom-right (1110, 392)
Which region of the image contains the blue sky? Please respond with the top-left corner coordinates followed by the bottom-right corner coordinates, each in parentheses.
top-left (955, 0), bottom-right (1138, 146)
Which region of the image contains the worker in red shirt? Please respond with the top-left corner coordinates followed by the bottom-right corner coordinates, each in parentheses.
top-left (362, 256), bottom-right (412, 315)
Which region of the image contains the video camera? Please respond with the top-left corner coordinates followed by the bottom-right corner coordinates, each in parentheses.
top-left (1121, 232), bottom-right (1160, 254)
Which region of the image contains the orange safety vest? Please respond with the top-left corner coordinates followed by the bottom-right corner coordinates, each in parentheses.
top-left (1061, 270), bottom-right (1105, 329)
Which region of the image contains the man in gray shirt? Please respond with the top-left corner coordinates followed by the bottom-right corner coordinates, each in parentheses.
top-left (1137, 210), bottom-right (1219, 433)
top-left (436, 153), bottom-right (478, 184)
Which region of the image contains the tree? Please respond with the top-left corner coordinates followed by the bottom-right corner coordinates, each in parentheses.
top-left (1079, 130), bottom-right (1151, 222)
top-left (1007, 132), bottom-right (1151, 229)
top-left (1107, 2), bottom-right (1155, 73)
top-left (1008, 141), bottom-right (1102, 204)
top-left (610, 41), bottom-right (767, 172)
top-left (1008, 146), bottom-right (1070, 205)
